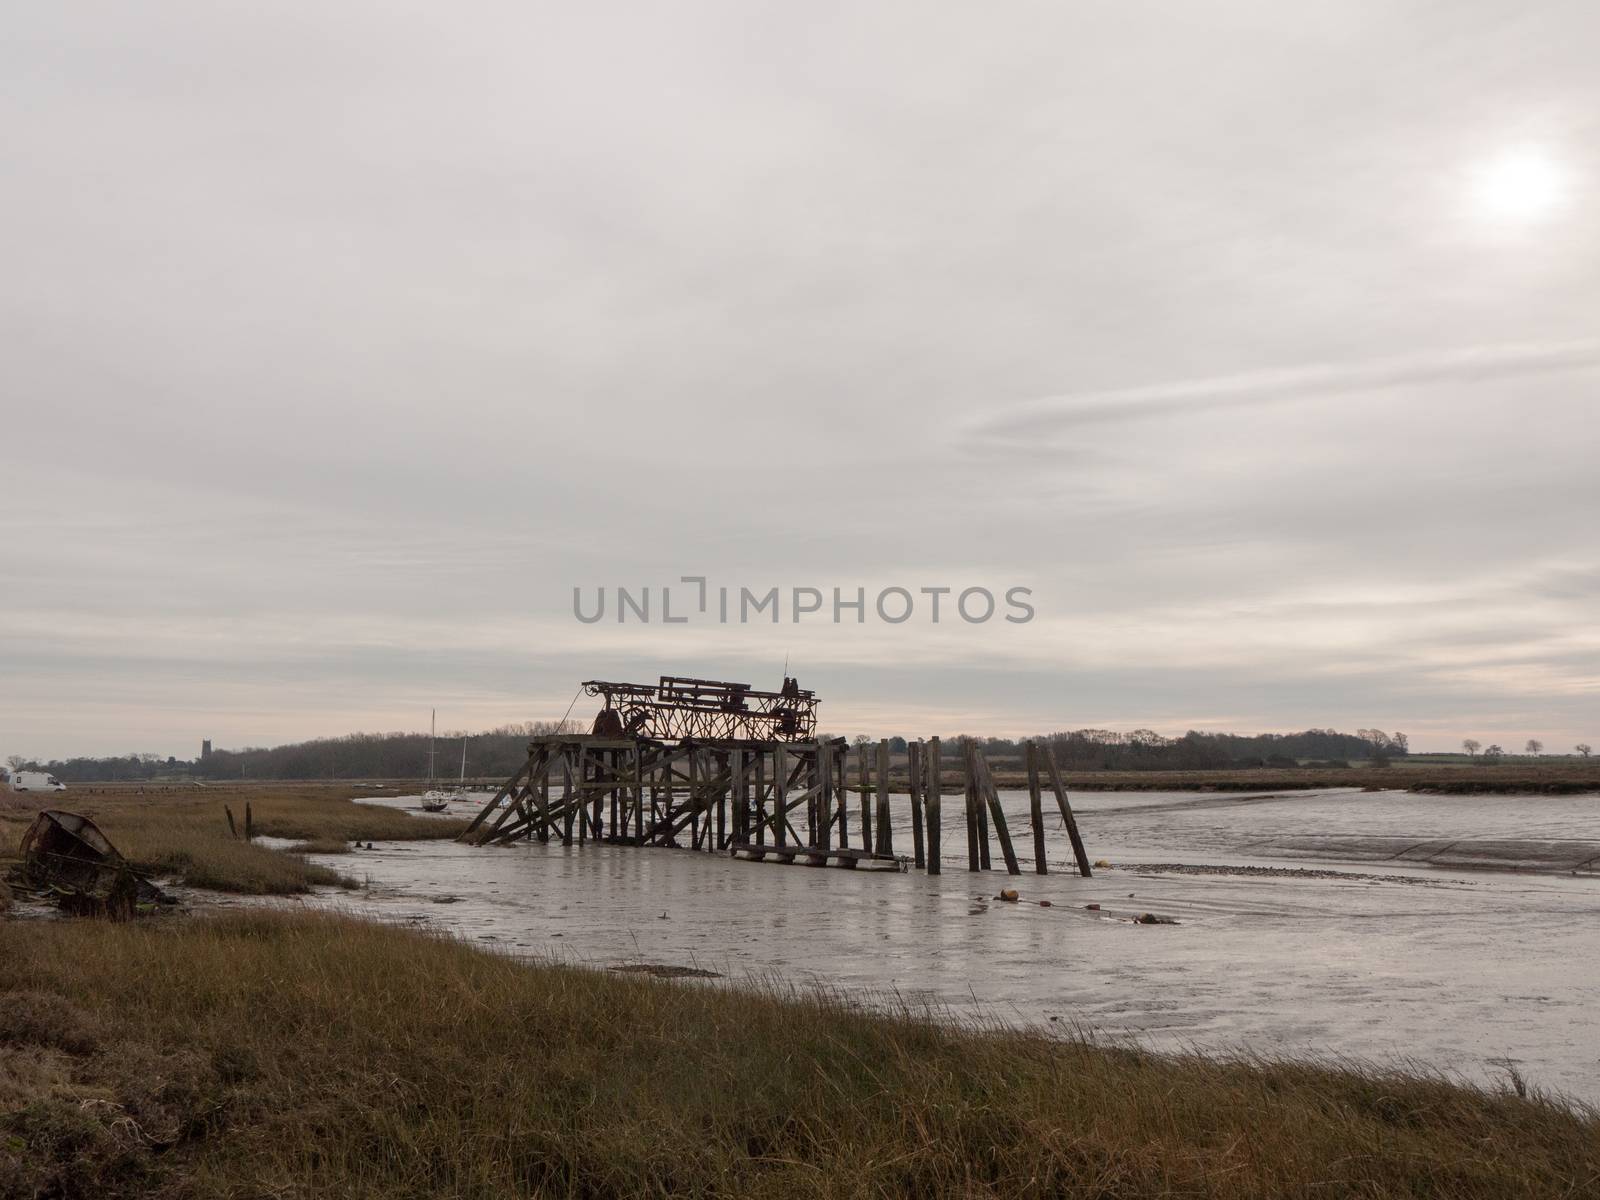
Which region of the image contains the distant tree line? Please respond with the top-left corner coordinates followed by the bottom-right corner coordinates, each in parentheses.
top-left (832, 729), bottom-right (1409, 768)
top-left (927, 727), bottom-right (1410, 770)
top-left (31, 721), bottom-right (581, 784)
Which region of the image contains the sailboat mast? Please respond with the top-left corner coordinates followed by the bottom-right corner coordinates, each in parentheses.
top-left (458, 736), bottom-right (467, 784)
top-left (428, 708), bottom-right (436, 785)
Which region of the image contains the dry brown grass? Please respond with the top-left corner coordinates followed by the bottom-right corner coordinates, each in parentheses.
top-left (2, 909), bottom-right (1597, 1199)
top-left (0, 783), bottom-right (466, 895)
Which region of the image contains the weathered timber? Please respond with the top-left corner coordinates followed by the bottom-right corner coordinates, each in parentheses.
top-left (1040, 743), bottom-right (1094, 877)
top-left (908, 740), bottom-right (926, 869)
top-left (973, 747), bottom-right (1021, 876)
top-left (875, 738), bottom-right (893, 856)
top-left (858, 745), bottom-right (873, 852)
top-left (1026, 741), bottom-right (1048, 875)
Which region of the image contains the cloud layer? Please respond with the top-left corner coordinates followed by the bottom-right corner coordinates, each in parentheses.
top-left (3, 1), bottom-right (1598, 758)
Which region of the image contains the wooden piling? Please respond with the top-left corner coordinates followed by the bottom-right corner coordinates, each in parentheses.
top-left (907, 741), bottom-right (926, 869)
top-left (974, 749), bottom-right (1020, 876)
top-left (975, 764), bottom-right (992, 870)
top-left (1026, 741), bottom-right (1047, 874)
top-left (875, 739), bottom-right (893, 856)
top-left (858, 745), bottom-right (873, 852)
top-left (817, 741), bottom-right (833, 853)
top-left (754, 748), bottom-right (766, 845)
top-left (1040, 744), bottom-right (1093, 877)
top-left (835, 744), bottom-right (849, 848)
top-left (562, 751), bottom-right (577, 843)
top-left (537, 757), bottom-right (551, 842)
top-left (768, 748), bottom-right (780, 851)
top-left (962, 740), bottom-right (981, 871)
top-left (224, 805), bottom-right (238, 840)
top-left (926, 737), bottom-right (942, 874)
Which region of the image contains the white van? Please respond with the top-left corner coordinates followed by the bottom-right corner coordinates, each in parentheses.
top-left (10, 771), bottom-right (66, 792)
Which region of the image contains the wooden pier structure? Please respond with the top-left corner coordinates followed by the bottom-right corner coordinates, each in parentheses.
top-left (459, 676), bottom-right (1092, 878)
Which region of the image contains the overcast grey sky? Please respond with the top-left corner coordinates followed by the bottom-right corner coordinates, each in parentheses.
top-left (4, 2), bottom-right (1597, 759)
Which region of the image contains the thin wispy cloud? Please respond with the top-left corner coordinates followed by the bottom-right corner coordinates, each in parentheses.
top-left (966, 340), bottom-right (1600, 450)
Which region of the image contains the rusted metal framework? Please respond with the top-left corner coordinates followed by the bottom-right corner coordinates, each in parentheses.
top-left (582, 675), bottom-right (818, 742)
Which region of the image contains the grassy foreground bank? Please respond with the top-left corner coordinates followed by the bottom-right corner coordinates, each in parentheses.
top-left (3, 911), bottom-right (1597, 1199)
top-left (1, 784), bottom-right (468, 894)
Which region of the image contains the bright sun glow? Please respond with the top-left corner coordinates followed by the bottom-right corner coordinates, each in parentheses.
top-left (1472, 147), bottom-right (1568, 224)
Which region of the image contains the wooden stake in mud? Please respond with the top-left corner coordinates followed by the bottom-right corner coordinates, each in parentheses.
top-left (754, 749), bottom-right (766, 845)
top-left (688, 744), bottom-right (700, 848)
top-left (858, 745), bottom-right (873, 852)
top-left (1040, 743), bottom-right (1093, 877)
top-left (925, 736), bottom-right (942, 874)
top-left (730, 749), bottom-right (745, 844)
top-left (243, 802), bottom-right (253, 843)
top-left (806, 749), bottom-right (819, 846)
top-left (817, 741), bottom-right (834, 853)
top-left (875, 739), bottom-right (893, 856)
top-left (537, 756), bottom-right (551, 842)
top-left (768, 748), bottom-right (780, 851)
top-left (907, 741), bottom-right (926, 869)
top-left (962, 739), bottom-right (981, 871)
top-left (224, 805), bottom-right (238, 840)
top-left (974, 748), bottom-right (1020, 876)
top-left (1026, 741), bottom-right (1048, 874)
top-left (835, 743), bottom-right (849, 849)
top-left (720, 748), bottom-right (732, 851)
top-left (576, 750), bottom-right (587, 845)
top-left (562, 751), bottom-right (577, 843)
top-left (972, 746), bottom-right (992, 870)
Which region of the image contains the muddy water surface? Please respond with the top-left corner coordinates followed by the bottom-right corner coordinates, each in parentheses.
top-left (301, 788), bottom-right (1600, 1104)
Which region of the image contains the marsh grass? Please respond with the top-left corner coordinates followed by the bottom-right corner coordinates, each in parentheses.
top-left (0, 783), bottom-right (465, 895)
top-left (2, 910), bottom-right (1597, 1199)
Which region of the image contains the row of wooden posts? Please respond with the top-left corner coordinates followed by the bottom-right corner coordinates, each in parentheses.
top-left (461, 736), bottom-right (1092, 878)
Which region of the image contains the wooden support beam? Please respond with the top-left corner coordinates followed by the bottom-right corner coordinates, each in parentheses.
top-left (461, 752), bottom-right (535, 839)
top-left (1026, 740), bottom-right (1047, 875)
top-left (773, 744), bottom-right (788, 848)
top-left (835, 744), bottom-right (849, 849)
top-left (926, 736), bottom-right (942, 875)
top-left (858, 745), bottom-right (872, 852)
top-left (1040, 744), bottom-right (1094, 877)
top-left (562, 751), bottom-right (577, 843)
top-left (875, 739), bottom-right (893, 856)
top-left (817, 741), bottom-right (833, 855)
top-left (755, 749), bottom-right (766, 846)
top-left (974, 748), bottom-right (1020, 876)
top-left (907, 741), bottom-right (925, 869)
top-left (962, 739), bottom-right (981, 871)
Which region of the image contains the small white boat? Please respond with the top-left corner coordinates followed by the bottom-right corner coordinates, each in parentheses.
top-left (420, 718), bottom-right (467, 811)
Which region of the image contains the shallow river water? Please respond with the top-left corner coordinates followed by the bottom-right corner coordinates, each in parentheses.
top-left (300, 788), bottom-right (1600, 1105)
